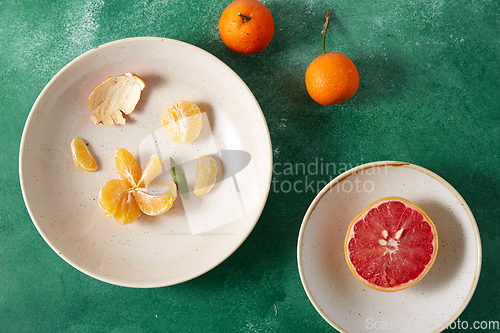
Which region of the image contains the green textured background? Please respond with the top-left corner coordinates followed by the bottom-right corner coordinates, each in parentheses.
top-left (1, 0), bottom-right (499, 332)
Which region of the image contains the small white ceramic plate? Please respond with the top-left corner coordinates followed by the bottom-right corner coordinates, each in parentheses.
top-left (297, 161), bottom-right (481, 333)
top-left (20, 37), bottom-right (272, 288)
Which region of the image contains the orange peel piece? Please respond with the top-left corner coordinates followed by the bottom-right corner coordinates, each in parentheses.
top-left (89, 73), bottom-right (145, 126)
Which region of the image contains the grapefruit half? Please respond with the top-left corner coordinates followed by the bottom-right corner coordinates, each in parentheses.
top-left (344, 197), bottom-right (438, 292)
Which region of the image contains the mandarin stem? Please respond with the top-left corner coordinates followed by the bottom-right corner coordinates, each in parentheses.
top-left (238, 12), bottom-right (251, 22)
top-left (321, 9), bottom-right (332, 54)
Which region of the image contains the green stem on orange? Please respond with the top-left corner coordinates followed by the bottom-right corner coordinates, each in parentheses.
top-left (321, 9), bottom-right (332, 54)
top-left (238, 12), bottom-right (251, 23)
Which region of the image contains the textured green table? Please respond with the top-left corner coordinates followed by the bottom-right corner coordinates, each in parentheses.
top-left (1, 0), bottom-right (499, 332)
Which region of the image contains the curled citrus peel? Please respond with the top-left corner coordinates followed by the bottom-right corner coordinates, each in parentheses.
top-left (98, 148), bottom-right (177, 225)
top-left (89, 73), bottom-right (145, 126)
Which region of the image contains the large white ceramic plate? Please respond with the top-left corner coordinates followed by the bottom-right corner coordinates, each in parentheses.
top-left (297, 161), bottom-right (481, 333)
top-left (20, 37), bottom-right (272, 288)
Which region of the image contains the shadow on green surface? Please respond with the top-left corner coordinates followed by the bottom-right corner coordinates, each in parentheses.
top-left (353, 54), bottom-right (412, 106)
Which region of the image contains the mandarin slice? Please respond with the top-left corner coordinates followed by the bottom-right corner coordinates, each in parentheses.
top-left (138, 154), bottom-right (162, 188)
top-left (146, 181), bottom-right (178, 198)
top-left (161, 100), bottom-right (203, 144)
top-left (70, 137), bottom-right (97, 172)
top-left (134, 188), bottom-right (176, 216)
top-left (115, 148), bottom-right (142, 187)
top-left (98, 178), bottom-right (141, 224)
top-left (194, 154), bottom-right (218, 196)
top-left (89, 73), bottom-right (145, 126)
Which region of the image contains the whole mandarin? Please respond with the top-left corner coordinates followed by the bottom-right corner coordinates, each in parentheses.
top-left (218, 0), bottom-right (274, 54)
top-left (305, 52), bottom-right (360, 106)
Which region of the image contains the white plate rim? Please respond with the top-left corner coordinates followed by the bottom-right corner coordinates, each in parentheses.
top-left (297, 160), bottom-right (482, 332)
top-left (19, 37), bottom-right (273, 287)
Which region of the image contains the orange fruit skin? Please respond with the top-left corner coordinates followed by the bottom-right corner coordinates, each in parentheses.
top-left (219, 0), bottom-right (274, 55)
top-left (305, 52), bottom-right (359, 106)
top-left (344, 197), bottom-right (438, 292)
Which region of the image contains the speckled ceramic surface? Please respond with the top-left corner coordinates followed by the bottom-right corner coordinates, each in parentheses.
top-left (19, 37), bottom-right (272, 288)
top-left (297, 161), bottom-right (481, 333)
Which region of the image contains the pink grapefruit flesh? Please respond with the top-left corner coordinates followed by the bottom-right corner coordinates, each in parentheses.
top-left (344, 197), bottom-right (438, 292)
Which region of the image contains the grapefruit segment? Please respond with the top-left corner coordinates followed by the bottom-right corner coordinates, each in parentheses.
top-left (344, 197), bottom-right (438, 292)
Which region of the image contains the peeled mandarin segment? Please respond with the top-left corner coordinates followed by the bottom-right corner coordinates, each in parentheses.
top-left (161, 100), bottom-right (202, 144)
top-left (89, 73), bottom-right (145, 126)
top-left (146, 181), bottom-right (177, 198)
top-left (134, 189), bottom-right (175, 216)
top-left (98, 179), bottom-right (128, 217)
top-left (344, 197), bottom-right (438, 292)
top-left (71, 137), bottom-right (97, 172)
top-left (98, 178), bottom-right (141, 224)
top-left (138, 154), bottom-right (162, 188)
top-left (112, 191), bottom-right (142, 224)
top-left (194, 154), bottom-right (218, 196)
top-left (115, 148), bottom-right (142, 187)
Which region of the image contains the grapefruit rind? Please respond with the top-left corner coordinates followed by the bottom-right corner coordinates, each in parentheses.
top-left (344, 196), bottom-right (438, 292)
